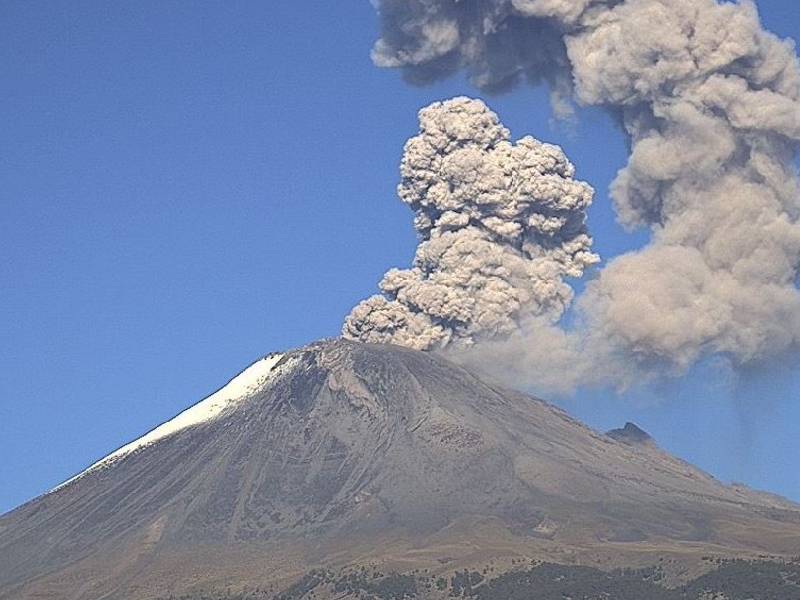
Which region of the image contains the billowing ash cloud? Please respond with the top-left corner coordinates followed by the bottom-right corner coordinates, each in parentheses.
top-left (343, 97), bottom-right (598, 350)
top-left (348, 0), bottom-right (800, 388)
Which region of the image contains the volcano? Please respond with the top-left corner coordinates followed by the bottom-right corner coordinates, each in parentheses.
top-left (2, 339), bottom-right (800, 599)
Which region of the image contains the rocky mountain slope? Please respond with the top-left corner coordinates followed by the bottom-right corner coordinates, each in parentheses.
top-left (1, 339), bottom-right (799, 599)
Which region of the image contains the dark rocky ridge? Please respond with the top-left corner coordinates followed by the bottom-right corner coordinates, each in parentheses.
top-left (607, 422), bottom-right (654, 446)
top-left (1, 339), bottom-right (799, 599)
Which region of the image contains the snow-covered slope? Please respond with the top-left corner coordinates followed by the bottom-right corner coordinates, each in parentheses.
top-left (51, 352), bottom-right (284, 491)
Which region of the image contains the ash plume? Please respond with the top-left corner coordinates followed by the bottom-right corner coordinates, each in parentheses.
top-left (343, 97), bottom-right (598, 349)
top-left (348, 0), bottom-right (800, 389)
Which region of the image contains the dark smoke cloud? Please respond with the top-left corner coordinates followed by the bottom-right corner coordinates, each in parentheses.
top-left (348, 0), bottom-right (800, 390)
top-left (343, 97), bottom-right (598, 350)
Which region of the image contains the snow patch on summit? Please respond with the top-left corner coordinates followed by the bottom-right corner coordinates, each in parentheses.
top-left (51, 352), bottom-right (285, 492)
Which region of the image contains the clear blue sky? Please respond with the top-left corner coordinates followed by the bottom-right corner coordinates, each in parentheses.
top-left (1, 1), bottom-right (798, 514)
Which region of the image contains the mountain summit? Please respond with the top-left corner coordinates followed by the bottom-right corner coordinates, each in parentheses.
top-left (606, 422), bottom-right (654, 447)
top-left (2, 340), bottom-right (799, 599)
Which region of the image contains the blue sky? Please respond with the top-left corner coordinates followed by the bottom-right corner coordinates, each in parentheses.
top-left (1, 1), bottom-right (798, 514)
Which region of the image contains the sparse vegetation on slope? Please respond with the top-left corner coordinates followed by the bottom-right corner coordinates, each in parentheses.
top-left (161, 558), bottom-right (800, 600)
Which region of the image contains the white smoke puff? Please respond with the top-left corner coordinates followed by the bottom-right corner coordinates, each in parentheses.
top-left (343, 97), bottom-right (598, 349)
top-left (368, 0), bottom-right (800, 387)
top-left (583, 173), bottom-right (800, 368)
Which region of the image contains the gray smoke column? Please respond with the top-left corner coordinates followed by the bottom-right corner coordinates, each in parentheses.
top-left (343, 97), bottom-right (598, 349)
top-left (352, 0), bottom-right (800, 383)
